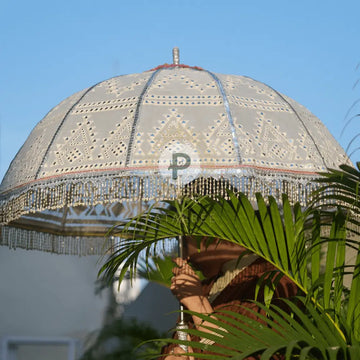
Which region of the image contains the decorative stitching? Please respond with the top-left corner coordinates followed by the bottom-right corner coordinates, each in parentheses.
top-left (125, 69), bottom-right (161, 167)
top-left (206, 71), bottom-right (242, 165)
top-left (35, 83), bottom-right (101, 179)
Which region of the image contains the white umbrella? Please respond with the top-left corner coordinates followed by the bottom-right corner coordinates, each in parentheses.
top-left (0, 48), bottom-right (348, 256)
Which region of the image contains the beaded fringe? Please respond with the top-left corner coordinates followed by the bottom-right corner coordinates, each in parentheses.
top-left (0, 170), bottom-right (321, 255)
top-left (0, 226), bottom-right (116, 256)
top-left (0, 226), bottom-right (178, 256)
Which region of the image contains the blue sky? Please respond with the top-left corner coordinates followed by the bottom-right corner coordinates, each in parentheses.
top-left (1, 0), bottom-right (360, 179)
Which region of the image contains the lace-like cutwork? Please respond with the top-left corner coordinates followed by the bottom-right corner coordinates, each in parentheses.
top-left (0, 67), bottom-right (350, 255)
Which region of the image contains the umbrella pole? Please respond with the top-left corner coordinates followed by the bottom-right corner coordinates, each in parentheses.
top-left (176, 235), bottom-right (188, 351)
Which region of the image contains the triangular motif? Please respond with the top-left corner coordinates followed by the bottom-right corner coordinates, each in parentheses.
top-left (101, 114), bottom-right (134, 161)
top-left (204, 113), bottom-right (236, 157)
top-left (151, 109), bottom-right (199, 151)
top-left (55, 119), bottom-right (96, 165)
top-left (104, 73), bottom-right (151, 97)
top-left (150, 72), bottom-right (217, 94)
top-left (257, 117), bottom-right (298, 161)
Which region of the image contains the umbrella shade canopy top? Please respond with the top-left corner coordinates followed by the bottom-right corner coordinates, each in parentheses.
top-left (0, 63), bottom-right (349, 254)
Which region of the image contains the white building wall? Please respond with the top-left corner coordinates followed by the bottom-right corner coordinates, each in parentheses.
top-left (0, 247), bottom-right (109, 360)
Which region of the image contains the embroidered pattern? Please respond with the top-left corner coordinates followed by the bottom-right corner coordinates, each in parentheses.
top-left (0, 67), bottom-right (350, 254)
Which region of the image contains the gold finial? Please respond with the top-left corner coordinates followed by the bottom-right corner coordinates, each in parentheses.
top-left (172, 47), bottom-right (180, 65)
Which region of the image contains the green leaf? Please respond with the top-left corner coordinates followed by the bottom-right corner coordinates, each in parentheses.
top-left (310, 211), bottom-right (321, 300)
top-left (347, 245), bottom-right (360, 340)
top-left (269, 196), bottom-right (288, 272)
top-left (282, 194), bottom-right (296, 275)
top-left (256, 193), bottom-right (280, 265)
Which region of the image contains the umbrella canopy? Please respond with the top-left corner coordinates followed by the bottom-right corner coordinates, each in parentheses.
top-left (0, 50), bottom-right (349, 255)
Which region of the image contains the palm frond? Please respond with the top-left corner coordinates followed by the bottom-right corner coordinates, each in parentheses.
top-left (100, 190), bottom-right (354, 306)
top-left (99, 192), bottom-right (310, 294)
top-left (314, 164), bottom-right (360, 219)
top-left (142, 297), bottom-right (357, 360)
top-left (311, 165), bottom-right (360, 337)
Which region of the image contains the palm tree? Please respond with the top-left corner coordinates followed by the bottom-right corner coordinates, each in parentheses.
top-left (98, 164), bottom-right (360, 359)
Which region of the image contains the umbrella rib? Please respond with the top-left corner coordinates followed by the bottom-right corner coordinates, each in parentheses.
top-left (270, 88), bottom-right (327, 169)
top-left (206, 71), bottom-right (242, 165)
top-left (243, 75), bottom-right (328, 170)
top-left (125, 69), bottom-right (161, 167)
